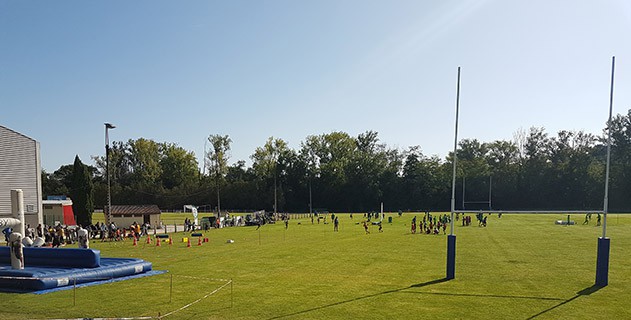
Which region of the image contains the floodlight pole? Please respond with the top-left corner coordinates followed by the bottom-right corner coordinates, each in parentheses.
top-left (309, 177), bottom-right (312, 215)
top-left (105, 123), bottom-right (116, 226)
top-left (447, 67), bottom-right (461, 280)
top-left (596, 56), bottom-right (615, 287)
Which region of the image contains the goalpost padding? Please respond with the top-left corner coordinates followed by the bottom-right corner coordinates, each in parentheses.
top-left (596, 237), bottom-right (610, 286)
top-left (446, 235), bottom-right (456, 280)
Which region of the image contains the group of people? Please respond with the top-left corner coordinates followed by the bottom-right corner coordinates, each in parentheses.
top-left (183, 218), bottom-right (196, 231)
top-left (582, 212), bottom-right (602, 226)
top-left (456, 212), bottom-right (488, 227)
top-left (362, 220), bottom-right (382, 234)
top-left (410, 213), bottom-right (451, 235)
top-left (3, 223), bottom-right (92, 249)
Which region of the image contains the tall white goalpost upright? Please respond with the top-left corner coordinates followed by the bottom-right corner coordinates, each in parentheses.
top-left (447, 66), bottom-right (461, 280)
top-left (596, 56), bottom-right (615, 287)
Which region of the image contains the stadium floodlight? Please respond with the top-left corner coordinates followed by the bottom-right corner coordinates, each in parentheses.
top-left (105, 122), bottom-right (116, 226)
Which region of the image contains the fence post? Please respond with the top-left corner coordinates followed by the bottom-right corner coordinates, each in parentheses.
top-left (73, 277), bottom-right (76, 306)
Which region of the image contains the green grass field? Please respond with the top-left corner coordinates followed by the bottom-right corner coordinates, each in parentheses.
top-left (1, 212), bottom-right (630, 319)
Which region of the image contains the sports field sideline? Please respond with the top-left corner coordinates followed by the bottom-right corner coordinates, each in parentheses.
top-left (1, 212), bottom-right (629, 319)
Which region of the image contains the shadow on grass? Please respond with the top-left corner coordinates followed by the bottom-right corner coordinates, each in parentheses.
top-left (399, 290), bottom-right (565, 301)
top-left (526, 284), bottom-right (604, 320)
top-left (268, 278), bottom-right (593, 320)
top-left (266, 278), bottom-right (450, 320)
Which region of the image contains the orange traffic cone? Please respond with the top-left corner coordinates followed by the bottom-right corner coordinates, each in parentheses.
top-left (197, 237), bottom-right (202, 246)
top-left (187, 238), bottom-right (191, 247)
top-left (156, 238), bottom-right (161, 246)
top-left (146, 235), bottom-right (151, 244)
top-left (133, 237), bottom-right (137, 246)
top-left (168, 237), bottom-right (172, 245)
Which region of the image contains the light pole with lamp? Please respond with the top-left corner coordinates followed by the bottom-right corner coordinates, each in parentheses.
top-left (105, 123), bottom-right (116, 226)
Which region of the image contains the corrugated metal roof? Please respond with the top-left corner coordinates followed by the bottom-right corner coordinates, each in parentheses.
top-left (110, 205), bottom-right (161, 215)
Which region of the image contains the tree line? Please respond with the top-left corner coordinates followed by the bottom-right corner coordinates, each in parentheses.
top-left (42, 109), bottom-right (631, 214)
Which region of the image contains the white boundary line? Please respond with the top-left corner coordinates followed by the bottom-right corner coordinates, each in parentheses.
top-left (24, 274), bottom-right (233, 320)
top-left (158, 278), bottom-right (232, 319)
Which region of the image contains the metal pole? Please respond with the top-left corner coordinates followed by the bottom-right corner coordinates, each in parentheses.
top-left (105, 126), bottom-right (111, 226)
top-left (450, 67), bottom-right (461, 236)
top-left (105, 123), bottom-right (115, 226)
top-left (309, 178), bottom-right (312, 215)
top-left (447, 66), bottom-right (461, 280)
top-left (461, 176), bottom-right (465, 211)
top-left (489, 176), bottom-right (492, 210)
top-left (596, 56), bottom-right (615, 287)
top-left (603, 56), bottom-right (615, 238)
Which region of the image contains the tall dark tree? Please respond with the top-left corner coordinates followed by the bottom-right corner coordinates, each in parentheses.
top-left (70, 155), bottom-right (94, 226)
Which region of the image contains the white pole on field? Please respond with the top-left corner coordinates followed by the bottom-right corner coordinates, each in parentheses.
top-left (596, 56), bottom-right (616, 287)
top-left (462, 176), bottom-right (465, 210)
top-left (446, 66), bottom-right (461, 280)
top-left (450, 67), bottom-right (461, 236)
top-left (603, 56), bottom-right (615, 238)
top-left (489, 176), bottom-right (492, 210)
top-left (380, 202), bottom-right (384, 221)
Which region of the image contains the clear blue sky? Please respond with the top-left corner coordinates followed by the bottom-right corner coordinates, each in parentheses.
top-left (1, 0), bottom-right (630, 172)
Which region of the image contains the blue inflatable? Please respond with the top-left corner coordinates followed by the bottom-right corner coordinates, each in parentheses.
top-left (0, 247), bottom-right (100, 268)
top-left (0, 247), bottom-right (153, 292)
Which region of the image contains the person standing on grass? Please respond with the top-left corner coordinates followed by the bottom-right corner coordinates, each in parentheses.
top-left (334, 217), bottom-right (339, 232)
top-left (285, 218), bottom-right (289, 229)
top-left (363, 221), bottom-right (370, 234)
top-left (597, 213), bottom-right (601, 226)
top-left (583, 214), bottom-right (589, 225)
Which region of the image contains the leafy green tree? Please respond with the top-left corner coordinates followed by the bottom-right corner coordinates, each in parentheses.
top-left (251, 137), bottom-right (289, 212)
top-left (347, 131), bottom-right (387, 211)
top-left (606, 109), bottom-right (631, 211)
top-left (41, 165), bottom-right (73, 198)
top-left (485, 140), bottom-right (519, 209)
top-left (70, 155), bottom-right (94, 226)
top-left (160, 142), bottom-right (199, 190)
top-left (299, 135), bottom-right (321, 213)
top-left (206, 134), bottom-right (232, 214)
top-left (128, 138), bottom-right (162, 188)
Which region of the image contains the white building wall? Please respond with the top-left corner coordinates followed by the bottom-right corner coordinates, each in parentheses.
top-left (0, 125), bottom-right (44, 227)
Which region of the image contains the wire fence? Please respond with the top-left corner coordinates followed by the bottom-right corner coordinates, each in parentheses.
top-left (1, 273), bottom-right (233, 319)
